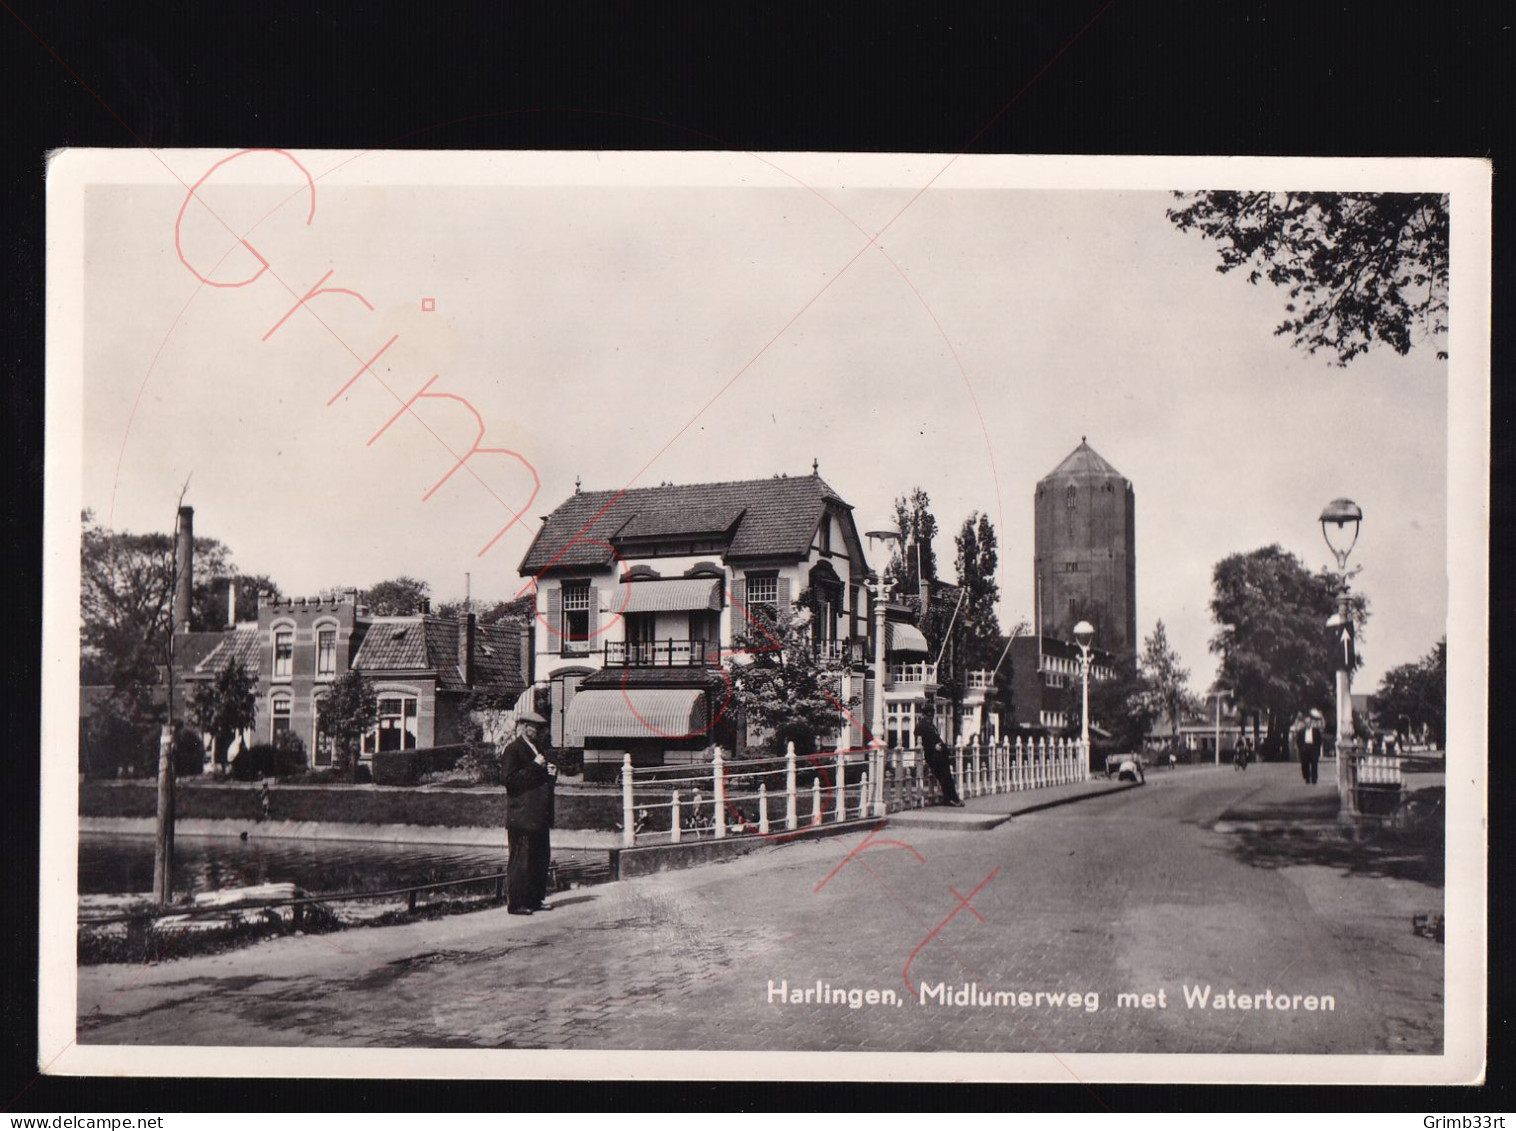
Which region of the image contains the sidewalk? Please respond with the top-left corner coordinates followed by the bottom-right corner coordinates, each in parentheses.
top-left (887, 777), bottom-right (1140, 830)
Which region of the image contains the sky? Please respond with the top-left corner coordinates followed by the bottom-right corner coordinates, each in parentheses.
top-left (73, 152), bottom-right (1457, 691)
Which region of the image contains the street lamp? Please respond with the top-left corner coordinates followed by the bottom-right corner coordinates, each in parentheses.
top-left (1319, 497), bottom-right (1363, 818)
top-left (864, 520), bottom-right (903, 816)
top-left (1208, 687), bottom-right (1231, 767)
top-left (1073, 620), bottom-right (1095, 782)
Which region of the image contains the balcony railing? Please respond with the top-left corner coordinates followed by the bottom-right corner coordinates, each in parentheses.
top-left (888, 661), bottom-right (939, 685)
top-left (812, 638), bottom-right (867, 665)
top-left (605, 639), bottom-right (718, 667)
top-left (965, 669), bottom-right (995, 691)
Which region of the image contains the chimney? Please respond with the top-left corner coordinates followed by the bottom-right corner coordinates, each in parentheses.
top-left (174, 505), bottom-right (194, 632)
top-left (227, 580), bottom-right (237, 629)
top-left (420, 597), bottom-right (432, 614)
top-left (459, 613), bottom-right (476, 687)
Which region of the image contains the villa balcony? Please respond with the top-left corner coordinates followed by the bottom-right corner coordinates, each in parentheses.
top-left (888, 661), bottom-right (939, 686)
top-left (812, 637), bottom-right (866, 665)
top-left (966, 669), bottom-right (996, 691)
top-left (604, 639), bottom-right (719, 667)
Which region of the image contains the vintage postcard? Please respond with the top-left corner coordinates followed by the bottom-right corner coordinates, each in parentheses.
top-left (40, 150), bottom-right (1488, 1084)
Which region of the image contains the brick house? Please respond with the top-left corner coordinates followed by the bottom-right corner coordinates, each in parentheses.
top-left (192, 592), bottom-right (529, 766)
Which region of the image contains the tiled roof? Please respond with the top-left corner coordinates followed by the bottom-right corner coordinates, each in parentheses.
top-left (580, 665), bottom-right (728, 692)
top-left (195, 627), bottom-right (260, 677)
top-left (472, 618), bottom-right (528, 699)
top-left (352, 616), bottom-right (464, 683)
top-left (519, 474), bottom-right (849, 574)
top-left (1041, 440), bottom-right (1126, 483)
top-left (174, 631), bottom-right (228, 674)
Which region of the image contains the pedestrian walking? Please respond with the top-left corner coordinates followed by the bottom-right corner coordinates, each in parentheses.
top-left (502, 710), bottom-right (558, 915)
top-left (1299, 710), bottom-right (1324, 785)
top-left (257, 778), bottom-right (272, 822)
top-left (915, 717), bottom-right (963, 807)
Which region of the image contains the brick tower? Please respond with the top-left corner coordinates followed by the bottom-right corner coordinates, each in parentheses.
top-left (1033, 438), bottom-right (1137, 655)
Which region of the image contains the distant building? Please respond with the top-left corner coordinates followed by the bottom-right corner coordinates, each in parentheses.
top-left (1033, 438), bottom-right (1137, 656)
top-left (1007, 635), bottom-right (1115, 734)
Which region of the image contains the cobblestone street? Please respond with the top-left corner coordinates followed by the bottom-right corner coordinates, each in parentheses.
top-left (77, 765), bottom-right (1445, 1056)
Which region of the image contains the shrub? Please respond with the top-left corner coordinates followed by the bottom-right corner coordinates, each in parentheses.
top-left (231, 741), bottom-right (307, 781)
top-left (457, 741), bottom-right (503, 785)
top-left (372, 749), bottom-right (423, 786)
top-left (172, 728), bottom-right (206, 776)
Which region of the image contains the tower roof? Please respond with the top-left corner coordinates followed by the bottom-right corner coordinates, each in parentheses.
top-left (1041, 438), bottom-right (1126, 482)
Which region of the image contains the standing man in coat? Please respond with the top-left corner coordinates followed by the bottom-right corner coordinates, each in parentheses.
top-left (502, 709), bottom-right (557, 915)
top-left (915, 716), bottom-right (964, 807)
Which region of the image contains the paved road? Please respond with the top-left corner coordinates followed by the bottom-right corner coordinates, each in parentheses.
top-left (77, 764), bottom-right (1444, 1055)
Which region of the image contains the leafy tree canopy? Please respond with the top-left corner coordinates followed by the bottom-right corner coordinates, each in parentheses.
top-left (1209, 545), bottom-right (1369, 751)
top-left (1140, 619), bottom-right (1199, 747)
top-left (81, 510), bottom-right (273, 687)
top-left (1168, 191), bottom-right (1448, 366)
top-left (316, 668), bottom-right (379, 779)
top-left (360, 576), bottom-right (432, 616)
top-left (1374, 637), bottom-right (1446, 748)
top-left (953, 512), bottom-right (1003, 673)
top-left (725, 599), bottom-right (853, 757)
top-left (190, 659), bottom-right (258, 767)
top-left (884, 487), bottom-right (939, 596)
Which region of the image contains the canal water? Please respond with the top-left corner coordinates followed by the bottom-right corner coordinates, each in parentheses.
top-left (78, 833), bottom-right (601, 898)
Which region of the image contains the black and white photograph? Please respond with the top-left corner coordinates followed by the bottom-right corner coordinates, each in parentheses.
top-left (38, 150), bottom-right (1488, 1084)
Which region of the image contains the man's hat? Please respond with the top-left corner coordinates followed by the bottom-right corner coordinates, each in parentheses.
top-left (518, 709), bottom-right (548, 725)
top-left (1309, 708), bottom-right (1325, 719)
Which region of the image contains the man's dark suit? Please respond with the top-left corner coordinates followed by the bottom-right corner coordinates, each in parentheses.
top-left (501, 732), bottom-right (556, 911)
top-left (915, 718), bottom-right (961, 805)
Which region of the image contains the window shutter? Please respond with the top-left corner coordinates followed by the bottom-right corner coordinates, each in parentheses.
top-left (729, 578), bottom-right (746, 643)
top-left (777, 576), bottom-right (792, 623)
top-left (547, 586), bottom-right (562, 647)
top-left (587, 584), bottom-right (601, 643)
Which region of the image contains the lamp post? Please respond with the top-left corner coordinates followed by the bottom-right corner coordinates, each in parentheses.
top-left (1073, 620), bottom-right (1095, 782)
top-left (1208, 687), bottom-right (1231, 767)
top-left (864, 521), bottom-right (903, 792)
top-left (1319, 497), bottom-right (1363, 818)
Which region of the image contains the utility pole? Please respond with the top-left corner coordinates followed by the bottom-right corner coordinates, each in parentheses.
top-left (154, 482), bottom-right (191, 904)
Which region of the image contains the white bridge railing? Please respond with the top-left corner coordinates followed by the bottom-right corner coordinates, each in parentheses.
top-left (618, 737), bottom-right (1089, 847)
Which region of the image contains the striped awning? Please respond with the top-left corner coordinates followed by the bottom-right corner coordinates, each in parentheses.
top-left (563, 688), bottom-right (707, 744)
top-left (885, 623), bottom-right (931, 655)
top-left (620, 577), bottom-right (723, 614)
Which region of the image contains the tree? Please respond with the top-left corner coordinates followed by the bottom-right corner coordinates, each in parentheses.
top-left (316, 669), bottom-right (379, 780)
top-left (1167, 191), bottom-right (1449, 366)
top-left (953, 512), bottom-right (1003, 671)
top-left (1060, 651), bottom-right (1153, 753)
top-left (1140, 619), bottom-right (1197, 749)
top-left (81, 510), bottom-right (274, 685)
top-left (884, 488), bottom-right (939, 596)
top-left (436, 594), bottom-right (535, 624)
top-left (195, 573), bottom-right (282, 628)
top-left (1375, 638), bottom-right (1446, 748)
top-left (189, 660), bottom-right (258, 771)
top-left (360, 576), bottom-right (431, 616)
top-left (1209, 545), bottom-right (1369, 756)
top-left (725, 600), bottom-right (853, 757)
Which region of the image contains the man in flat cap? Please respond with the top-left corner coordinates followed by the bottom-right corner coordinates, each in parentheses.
top-left (502, 709), bottom-right (558, 914)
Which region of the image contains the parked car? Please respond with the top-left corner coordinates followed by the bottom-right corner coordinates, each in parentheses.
top-left (1105, 753), bottom-right (1146, 784)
